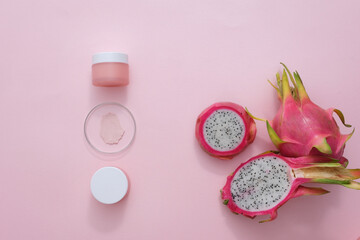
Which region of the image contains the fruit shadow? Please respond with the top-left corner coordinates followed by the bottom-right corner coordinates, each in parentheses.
top-left (193, 138), bottom-right (252, 176)
top-left (222, 184), bottom-right (341, 240)
top-left (193, 133), bottom-right (275, 176)
top-left (87, 187), bottom-right (130, 232)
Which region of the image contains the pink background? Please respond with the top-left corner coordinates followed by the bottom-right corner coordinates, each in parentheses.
top-left (1, 0), bottom-right (360, 239)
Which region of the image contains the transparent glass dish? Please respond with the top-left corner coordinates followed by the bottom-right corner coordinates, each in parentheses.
top-left (84, 102), bottom-right (136, 154)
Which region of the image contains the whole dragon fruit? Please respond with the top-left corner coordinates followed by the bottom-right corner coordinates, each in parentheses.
top-left (195, 102), bottom-right (256, 159)
top-left (250, 64), bottom-right (354, 160)
top-left (221, 152), bottom-right (360, 222)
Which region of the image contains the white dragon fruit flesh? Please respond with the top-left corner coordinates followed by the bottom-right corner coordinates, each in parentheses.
top-left (195, 102), bottom-right (256, 159)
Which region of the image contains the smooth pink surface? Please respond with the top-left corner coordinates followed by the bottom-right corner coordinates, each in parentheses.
top-left (92, 62), bottom-right (129, 87)
top-left (1, 1), bottom-right (360, 239)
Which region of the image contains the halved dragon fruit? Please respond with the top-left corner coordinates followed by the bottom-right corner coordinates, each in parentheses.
top-left (195, 102), bottom-right (256, 159)
top-left (248, 64), bottom-right (354, 160)
top-left (221, 152), bottom-right (360, 222)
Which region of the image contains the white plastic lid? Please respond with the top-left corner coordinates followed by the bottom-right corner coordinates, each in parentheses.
top-left (92, 52), bottom-right (128, 64)
top-left (90, 167), bottom-right (129, 204)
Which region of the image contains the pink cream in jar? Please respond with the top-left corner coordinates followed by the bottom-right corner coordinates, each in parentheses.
top-left (92, 52), bottom-right (129, 87)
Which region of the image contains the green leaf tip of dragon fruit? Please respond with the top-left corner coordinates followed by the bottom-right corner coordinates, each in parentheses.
top-left (244, 107), bottom-right (266, 122)
top-left (266, 120), bottom-right (285, 148)
top-left (306, 162), bottom-right (343, 168)
top-left (313, 138), bottom-right (333, 155)
top-left (333, 109), bottom-right (352, 128)
top-left (259, 150), bottom-right (280, 155)
top-left (280, 68), bottom-right (291, 100)
top-left (280, 62), bottom-right (298, 96)
top-left (313, 179), bottom-right (360, 190)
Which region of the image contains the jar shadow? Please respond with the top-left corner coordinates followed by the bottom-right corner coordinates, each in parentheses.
top-left (87, 191), bottom-right (129, 232)
top-left (89, 86), bottom-right (128, 106)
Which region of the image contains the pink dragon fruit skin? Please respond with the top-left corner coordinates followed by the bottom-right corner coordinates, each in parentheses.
top-left (263, 64), bottom-right (354, 160)
top-left (195, 102), bottom-right (256, 160)
top-left (221, 152), bottom-right (360, 222)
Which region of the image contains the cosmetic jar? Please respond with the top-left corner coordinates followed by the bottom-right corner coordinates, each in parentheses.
top-left (91, 167), bottom-right (129, 204)
top-left (92, 52), bottom-right (129, 87)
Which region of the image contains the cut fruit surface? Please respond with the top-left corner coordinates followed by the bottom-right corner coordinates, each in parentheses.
top-left (195, 102), bottom-right (256, 159)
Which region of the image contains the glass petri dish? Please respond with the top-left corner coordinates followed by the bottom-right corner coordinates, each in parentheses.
top-left (84, 102), bottom-right (136, 154)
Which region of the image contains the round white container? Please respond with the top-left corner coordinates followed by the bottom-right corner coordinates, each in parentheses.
top-left (90, 167), bottom-right (129, 204)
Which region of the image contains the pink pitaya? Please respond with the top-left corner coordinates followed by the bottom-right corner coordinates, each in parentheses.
top-left (195, 102), bottom-right (256, 160)
top-left (249, 64), bottom-right (354, 160)
top-left (221, 152), bottom-right (360, 222)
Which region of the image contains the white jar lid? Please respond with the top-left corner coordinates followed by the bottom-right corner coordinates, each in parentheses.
top-left (90, 167), bottom-right (129, 204)
top-left (92, 52), bottom-right (128, 64)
